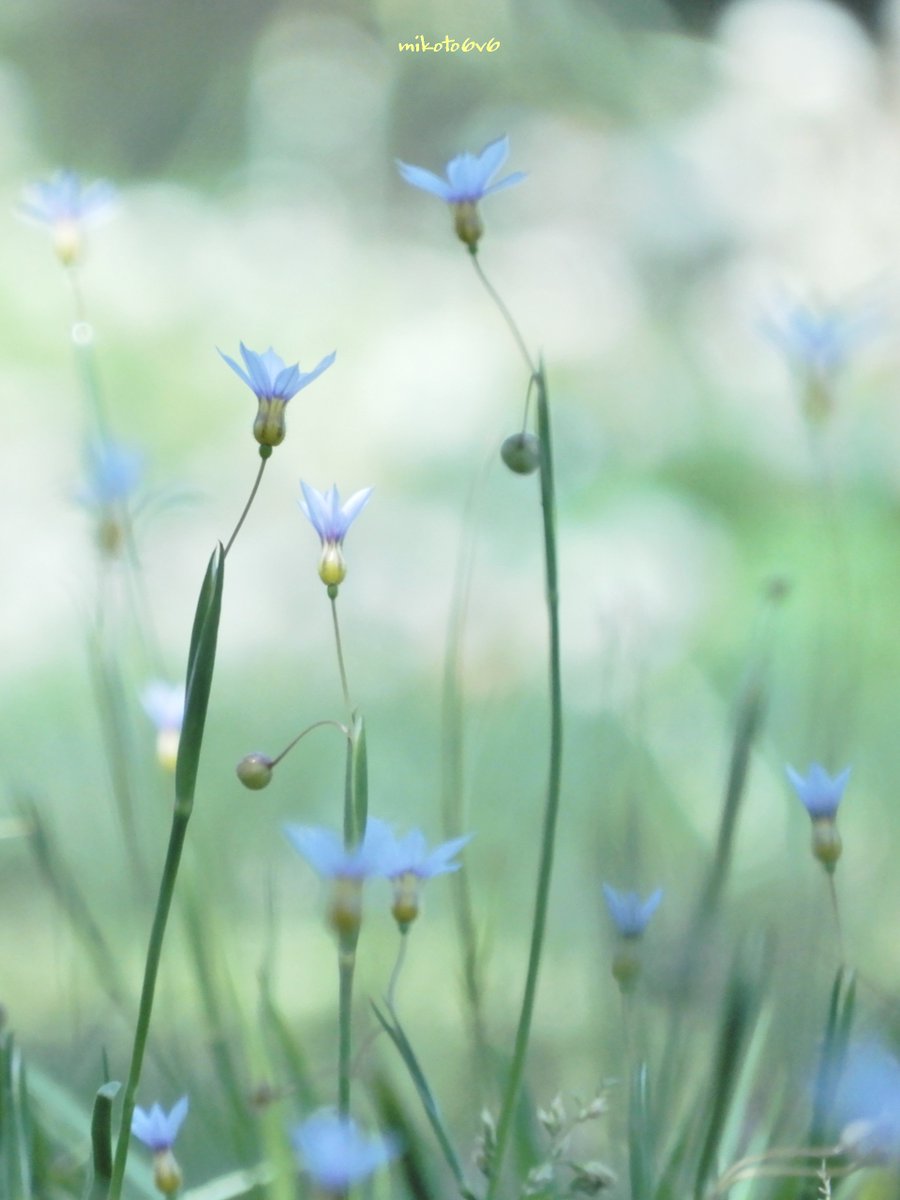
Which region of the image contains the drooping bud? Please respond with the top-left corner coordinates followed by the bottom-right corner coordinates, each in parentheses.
top-left (501, 432), bottom-right (540, 475)
top-left (236, 753), bottom-right (274, 790)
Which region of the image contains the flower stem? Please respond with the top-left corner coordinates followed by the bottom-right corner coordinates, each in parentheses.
top-left (486, 365), bottom-right (563, 1199)
top-left (269, 719), bottom-right (347, 768)
top-left (330, 595), bottom-right (353, 717)
top-left (469, 250), bottom-right (536, 378)
top-left (223, 449), bottom-right (270, 558)
top-left (386, 931), bottom-right (409, 1012)
top-left (337, 932), bottom-right (358, 1117)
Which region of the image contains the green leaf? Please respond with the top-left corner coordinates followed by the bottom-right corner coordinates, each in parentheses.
top-left (86, 1082), bottom-right (120, 1200)
top-left (176, 544), bottom-right (225, 807)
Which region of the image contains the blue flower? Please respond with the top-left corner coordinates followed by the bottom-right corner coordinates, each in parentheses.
top-left (131, 1097), bottom-right (189, 1152)
top-left (141, 681), bottom-right (186, 772)
top-left (602, 885), bottom-right (663, 939)
top-left (219, 342), bottom-right (335, 448)
top-left (284, 819), bottom-right (391, 881)
top-left (396, 135), bottom-right (525, 247)
top-left (761, 301), bottom-right (871, 378)
top-left (835, 1041), bottom-right (900, 1162)
top-left (292, 1109), bottom-right (398, 1193)
top-left (20, 170), bottom-right (117, 264)
top-left (376, 824), bottom-right (473, 928)
top-left (298, 481), bottom-right (373, 588)
top-left (785, 763), bottom-right (851, 820)
top-left (78, 441), bottom-right (144, 509)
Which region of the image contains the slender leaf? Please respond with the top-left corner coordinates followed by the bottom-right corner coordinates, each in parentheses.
top-left (176, 544), bottom-right (225, 806)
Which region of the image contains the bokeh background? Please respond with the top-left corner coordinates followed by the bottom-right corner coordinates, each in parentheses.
top-left (5, 0), bottom-right (900, 1188)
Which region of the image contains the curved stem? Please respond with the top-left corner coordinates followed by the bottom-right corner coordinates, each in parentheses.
top-left (223, 451), bottom-right (270, 558)
top-left (269, 719), bottom-right (348, 768)
top-left (486, 366), bottom-right (563, 1199)
top-left (386, 931), bottom-right (410, 1012)
top-left (469, 250), bottom-right (537, 378)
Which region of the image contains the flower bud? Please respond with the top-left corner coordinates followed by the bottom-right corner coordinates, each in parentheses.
top-left (453, 201), bottom-right (483, 248)
top-left (812, 817), bottom-right (842, 871)
top-left (236, 753), bottom-right (274, 790)
top-left (390, 872), bottom-right (421, 930)
top-left (253, 397), bottom-right (288, 447)
top-left (611, 945), bottom-right (641, 991)
top-left (328, 877), bottom-right (364, 936)
top-left (152, 1149), bottom-right (183, 1196)
top-left (501, 432), bottom-right (540, 475)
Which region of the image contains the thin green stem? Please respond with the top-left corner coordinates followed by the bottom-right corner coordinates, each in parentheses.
top-left (337, 933), bottom-right (358, 1117)
top-left (108, 810), bottom-right (191, 1200)
top-left (469, 250), bottom-right (537, 378)
top-left (386, 932), bottom-right (409, 1012)
top-left (269, 719), bottom-right (348, 768)
top-left (486, 367), bottom-right (563, 1199)
top-left (827, 873), bottom-right (845, 965)
top-left (330, 595), bottom-right (353, 717)
top-left (223, 450), bottom-right (270, 558)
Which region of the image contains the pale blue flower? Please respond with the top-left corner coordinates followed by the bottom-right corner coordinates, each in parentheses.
top-left (141, 681), bottom-right (185, 734)
top-left (292, 1109), bottom-right (398, 1191)
top-left (131, 1097), bottom-right (189, 1152)
top-left (78, 441), bottom-right (144, 509)
top-left (219, 343), bottom-right (335, 403)
top-left (20, 170), bottom-right (117, 264)
top-left (602, 885), bottom-right (663, 939)
top-left (785, 763), bottom-right (851, 819)
top-left (379, 827), bottom-right (472, 879)
top-left (760, 301), bottom-right (874, 377)
top-left (298, 482), bottom-right (373, 586)
top-left (396, 135), bottom-right (525, 203)
top-left (835, 1041), bottom-right (900, 1161)
top-left (284, 818), bottom-right (392, 880)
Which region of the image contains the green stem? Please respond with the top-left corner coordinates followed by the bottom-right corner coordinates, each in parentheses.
top-left (269, 719), bottom-right (347, 768)
top-left (330, 594), bottom-right (353, 718)
top-left (386, 932), bottom-right (409, 1012)
top-left (338, 933), bottom-right (358, 1116)
top-left (469, 250), bottom-right (536, 377)
top-left (108, 809), bottom-right (191, 1199)
top-left (223, 449), bottom-right (270, 558)
top-left (486, 367), bottom-right (563, 1199)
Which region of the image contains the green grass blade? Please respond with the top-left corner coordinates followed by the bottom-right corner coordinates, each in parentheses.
top-left (1, 1032), bottom-right (33, 1200)
top-left (87, 1082), bottom-right (121, 1200)
top-left (176, 543), bottom-right (225, 807)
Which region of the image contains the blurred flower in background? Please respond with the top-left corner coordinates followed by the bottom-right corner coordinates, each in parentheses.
top-left (76, 440), bottom-right (144, 557)
top-left (291, 1108), bottom-right (398, 1194)
top-left (19, 169), bottom-right (117, 265)
top-left (140, 680), bottom-right (185, 771)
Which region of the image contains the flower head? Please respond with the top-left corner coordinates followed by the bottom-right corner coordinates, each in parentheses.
top-left (219, 342), bottom-right (335, 448)
top-left (602, 885), bottom-right (663, 939)
top-left (785, 763), bottom-right (851, 820)
top-left (835, 1041), bottom-right (900, 1162)
top-left (77, 440), bottom-right (144, 556)
top-left (20, 169), bottom-right (117, 264)
top-left (131, 1097), bottom-right (189, 1153)
top-left (378, 825), bottom-right (473, 928)
top-left (396, 135), bottom-right (525, 248)
top-left (298, 481), bottom-right (373, 588)
top-left (292, 1109), bottom-right (398, 1194)
top-left (141, 681), bottom-right (185, 772)
top-left (284, 818), bottom-right (392, 935)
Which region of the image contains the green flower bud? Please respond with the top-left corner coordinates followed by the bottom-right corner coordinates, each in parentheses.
top-left (501, 432), bottom-right (540, 475)
top-left (236, 753), bottom-right (274, 790)
top-left (453, 200), bottom-right (483, 248)
top-left (253, 396), bottom-right (288, 447)
top-left (812, 817), bottom-right (842, 871)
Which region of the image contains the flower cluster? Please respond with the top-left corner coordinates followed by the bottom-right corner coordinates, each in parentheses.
top-left (285, 816), bottom-right (471, 933)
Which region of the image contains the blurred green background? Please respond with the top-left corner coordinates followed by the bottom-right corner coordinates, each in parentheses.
top-left (4, 0), bottom-right (900, 1190)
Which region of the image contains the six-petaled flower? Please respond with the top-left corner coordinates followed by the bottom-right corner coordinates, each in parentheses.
top-left (132, 1097), bottom-right (189, 1196)
top-left (291, 1108), bottom-right (398, 1196)
top-left (786, 762), bottom-right (851, 871)
top-left (602, 885), bottom-right (663, 939)
top-left (219, 342), bottom-right (336, 448)
top-left (377, 824), bottom-right (473, 929)
top-left (20, 169), bottom-right (117, 265)
top-left (141, 681), bottom-right (186, 772)
top-left (284, 818), bottom-right (392, 935)
top-left (298, 481), bottom-right (373, 589)
top-left (396, 135), bottom-right (525, 248)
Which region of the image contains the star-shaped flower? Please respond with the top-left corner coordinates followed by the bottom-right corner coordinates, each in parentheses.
top-left (219, 343), bottom-right (335, 448)
top-left (396, 135), bottom-right (525, 248)
top-left (602, 885), bottom-right (663, 939)
top-left (131, 1097), bottom-right (189, 1152)
top-left (375, 824), bottom-right (472, 928)
top-left (20, 169), bottom-right (117, 264)
top-left (285, 818), bottom-right (392, 935)
top-left (292, 1109), bottom-right (398, 1193)
top-left (298, 481), bottom-right (373, 588)
top-left (785, 763), bottom-right (851, 820)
